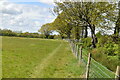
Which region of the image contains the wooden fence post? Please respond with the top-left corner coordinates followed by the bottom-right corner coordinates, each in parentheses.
top-left (73, 42), bottom-right (75, 55)
top-left (74, 43), bottom-right (76, 55)
top-left (74, 44), bottom-right (77, 55)
top-left (80, 46), bottom-right (82, 60)
top-left (73, 43), bottom-right (75, 54)
top-left (74, 43), bottom-right (76, 56)
top-left (86, 53), bottom-right (91, 79)
top-left (115, 66), bottom-right (120, 80)
top-left (79, 46), bottom-right (82, 64)
top-left (76, 44), bottom-right (79, 58)
top-left (75, 44), bottom-right (77, 58)
top-left (72, 42), bottom-right (74, 53)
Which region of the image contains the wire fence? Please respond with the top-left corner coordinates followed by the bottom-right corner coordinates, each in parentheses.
top-left (66, 39), bottom-right (120, 79)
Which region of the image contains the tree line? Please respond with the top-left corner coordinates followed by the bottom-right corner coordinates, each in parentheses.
top-left (39, 1), bottom-right (120, 48)
top-left (0, 29), bottom-right (43, 38)
top-left (0, 29), bottom-right (62, 39)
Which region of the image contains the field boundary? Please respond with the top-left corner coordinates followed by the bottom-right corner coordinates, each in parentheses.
top-left (66, 39), bottom-right (120, 79)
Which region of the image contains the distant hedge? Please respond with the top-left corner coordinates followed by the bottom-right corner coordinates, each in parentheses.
top-left (0, 29), bottom-right (55, 39)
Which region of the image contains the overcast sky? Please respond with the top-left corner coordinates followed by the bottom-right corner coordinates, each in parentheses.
top-left (0, 0), bottom-right (56, 33)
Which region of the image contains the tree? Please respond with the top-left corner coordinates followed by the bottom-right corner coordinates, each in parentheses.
top-left (52, 11), bottom-right (73, 39)
top-left (54, 1), bottom-right (116, 48)
top-left (114, 1), bottom-right (120, 36)
top-left (0, 29), bottom-right (17, 36)
top-left (38, 23), bottom-right (53, 39)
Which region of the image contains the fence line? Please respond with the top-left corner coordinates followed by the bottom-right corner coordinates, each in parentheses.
top-left (86, 53), bottom-right (91, 79)
top-left (68, 39), bottom-right (120, 79)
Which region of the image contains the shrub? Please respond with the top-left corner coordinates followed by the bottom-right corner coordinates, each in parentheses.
top-left (110, 34), bottom-right (120, 43)
top-left (81, 37), bottom-right (92, 48)
top-left (97, 36), bottom-right (109, 47)
top-left (48, 35), bottom-right (54, 39)
top-left (96, 31), bottom-right (102, 38)
top-left (0, 29), bottom-right (17, 36)
top-left (0, 29), bottom-right (45, 38)
top-left (91, 35), bottom-right (120, 72)
top-left (101, 42), bottom-right (119, 56)
top-left (92, 47), bottom-right (120, 72)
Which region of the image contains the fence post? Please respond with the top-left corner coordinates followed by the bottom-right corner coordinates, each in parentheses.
top-left (72, 42), bottom-right (74, 53)
top-left (115, 66), bottom-right (120, 80)
top-left (72, 41), bottom-right (76, 56)
top-left (74, 43), bottom-right (76, 56)
top-left (76, 44), bottom-right (79, 59)
top-left (71, 42), bottom-right (74, 53)
top-left (80, 46), bottom-right (82, 60)
top-left (75, 44), bottom-right (77, 58)
top-left (86, 53), bottom-right (91, 79)
top-left (79, 46), bottom-right (82, 64)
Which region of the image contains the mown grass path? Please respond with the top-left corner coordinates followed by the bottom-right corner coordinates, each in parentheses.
top-left (30, 43), bottom-right (62, 78)
top-left (2, 37), bottom-right (85, 78)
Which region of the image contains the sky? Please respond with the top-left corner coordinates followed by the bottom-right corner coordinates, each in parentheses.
top-left (0, 0), bottom-right (56, 33)
top-left (0, 0), bottom-right (118, 34)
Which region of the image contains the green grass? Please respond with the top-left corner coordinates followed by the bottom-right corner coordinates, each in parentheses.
top-left (0, 36), bottom-right (2, 79)
top-left (2, 36), bottom-right (85, 78)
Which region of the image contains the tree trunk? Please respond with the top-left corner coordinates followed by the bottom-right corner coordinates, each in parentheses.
top-left (81, 27), bottom-right (84, 38)
top-left (67, 32), bottom-right (71, 39)
top-left (66, 28), bottom-right (71, 39)
top-left (60, 33), bottom-right (64, 39)
top-left (114, 24), bottom-right (117, 34)
top-left (74, 26), bottom-right (80, 40)
top-left (61, 35), bottom-right (64, 39)
top-left (114, 1), bottom-right (120, 36)
top-left (114, 13), bottom-right (120, 35)
top-left (89, 24), bottom-right (98, 48)
top-left (61, 36), bottom-right (64, 39)
top-left (45, 35), bottom-right (49, 39)
top-left (84, 26), bottom-right (88, 38)
top-left (114, 21), bottom-right (120, 35)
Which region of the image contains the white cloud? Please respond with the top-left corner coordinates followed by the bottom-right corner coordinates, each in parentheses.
top-left (0, 1), bottom-right (23, 15)
top-left (0, 0), bottom-right (56, 33)
top-left (38, 0), bottom-right (54, 5)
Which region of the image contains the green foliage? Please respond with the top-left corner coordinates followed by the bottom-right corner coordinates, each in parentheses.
top-left (54, 35), bottom-right (61, 39)
top-left (48, 35), bottom-right (54, 39)
top-left (96, 35), bottom-right (120, 56)
top-left (0, 29), bottom-right (52, 38)
top-left (52, 11), bottom-right (73, 39)
top-left (82, 48), bottom-right (115, 77)
top-left (38, 23), bottom-right (53, 39)
top-left (0, 29), bottom-right (17, 36)
top-left (97, 36), bottom-right (108, 47)
top-left (110, 34), bottom-right (120, 43)
top-left (103, 43), bottom-right (119, 56)
top-left (53, 2), bottom-right (117, 40)
top-left (81, 37), bottom-right (92, 48)
top-left (18, 32), bottom-right (42, 38)
top-left (91, 35), bottom-right (120, 71)
top-left (96, 31), bottom-right (102, 38)
top-left (92, 49), bottom-right (120, 71)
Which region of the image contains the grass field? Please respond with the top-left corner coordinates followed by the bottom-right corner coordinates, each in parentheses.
top-left (2, 36), bottom-right (85, 78)
top-left (0, 36), bottom-right (2, 79)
